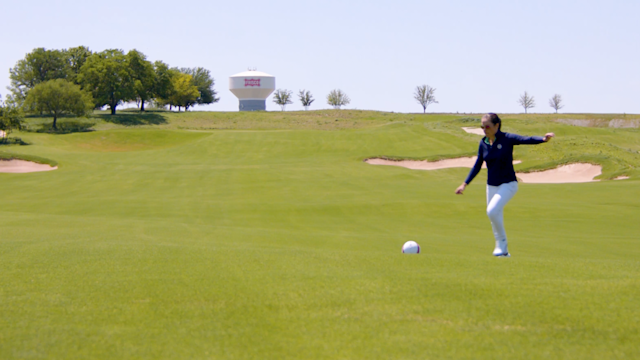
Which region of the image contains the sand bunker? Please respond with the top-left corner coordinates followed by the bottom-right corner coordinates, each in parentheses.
top-left (517, 164), bottom-right (602, 183)
top-left (365, 157), bottom-right (521, 170)
top-left (0, 160), bottom-right (57, 173)
top-left (365, 158), bottom-right (603, 183)
top-left (613, 176), bottom-right (629, 180)
top-left (554, 119), bottom-right (639, 128)
top-left (461, 127), bottom-right (485, 135)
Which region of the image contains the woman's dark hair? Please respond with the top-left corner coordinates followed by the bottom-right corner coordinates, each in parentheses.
top-left (483, 113), bottom-right (501, 130)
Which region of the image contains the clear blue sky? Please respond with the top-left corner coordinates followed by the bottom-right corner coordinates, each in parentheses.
top-left (2, 0), bottom-right (639, 113)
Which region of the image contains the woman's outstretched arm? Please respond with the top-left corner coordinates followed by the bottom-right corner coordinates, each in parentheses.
top-left (456, 145), bottom-right (484, 195)
top-left (509, 132), bottom-right (555, 144)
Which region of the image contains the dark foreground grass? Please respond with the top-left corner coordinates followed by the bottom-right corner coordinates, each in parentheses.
top-left (0, 113), bottom-right (638, 359)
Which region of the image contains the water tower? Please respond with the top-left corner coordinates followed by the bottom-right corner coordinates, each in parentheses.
top-left (229, 70), bottom-right (276, 111)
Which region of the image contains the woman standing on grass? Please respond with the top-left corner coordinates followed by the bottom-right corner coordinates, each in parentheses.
top-left (455, 113), bottom-right (555, 257)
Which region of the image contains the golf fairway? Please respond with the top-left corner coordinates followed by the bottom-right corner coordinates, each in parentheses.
top-left (0, 113), bottom-right (638, 359)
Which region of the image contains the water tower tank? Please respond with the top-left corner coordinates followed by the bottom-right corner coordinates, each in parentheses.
top-left (229, 70), bottom-right (276, 111)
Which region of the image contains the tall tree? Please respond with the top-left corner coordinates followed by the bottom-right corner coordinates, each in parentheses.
top-left (518, 91), bottom-right (536, 113)
top-left (273, 89), bottom-right (293, 111)
top-left (549, 94), bottom-right (564, 113)
top-left (78, 49), bottom-right (134, 115)
top-left (167, 73), bottom-right (200, 111)
top-left (8, 48), bottom-right (69, 102)
top-left (179, 67), bottom-right (220, 109)
top-left (0, 95), bottom-right (24, 138)
top-left (326, 89), bottom-right (350, 109)
top-left (127, 49), bottom-right (156, 111)
top-left (64, 46), bottom-right (92, 84)
top-left (23, 79), bottom-right (94, 129)
top-left (152, 61), bottom-right (175, 109)
top-left (414, 85), bottom-right (438, 113)
top-left (298, 90), bottom-right (314, 110)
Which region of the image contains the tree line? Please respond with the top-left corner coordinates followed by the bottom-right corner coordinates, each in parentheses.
top-left (274, 85), bottom-right (434, 113)
top-left (6, 47), bottom-right (219, 128)
top-left (271, 85), bottom-right (565, 114)
top-left (272, 89), bottom-right (350, 111)
top-left (413, 85), bottom-right (567, 114)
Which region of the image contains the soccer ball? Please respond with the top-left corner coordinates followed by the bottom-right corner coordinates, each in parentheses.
top-left (402, 241), bottom-right (420, 254)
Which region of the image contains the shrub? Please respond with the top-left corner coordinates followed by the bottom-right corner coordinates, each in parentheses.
top-left (0, 137), bottom-right (28, 145)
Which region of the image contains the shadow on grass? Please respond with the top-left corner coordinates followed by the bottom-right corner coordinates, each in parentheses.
top-left (96, 112), bottom-right (168, 126)
top-left (26, 121), bottom-right (96, 134)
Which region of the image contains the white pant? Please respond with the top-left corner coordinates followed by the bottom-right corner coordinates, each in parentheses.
top-left (486, 181), bottom-right (518, 242)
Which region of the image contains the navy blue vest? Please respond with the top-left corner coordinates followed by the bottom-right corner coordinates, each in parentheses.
top-left (465, 131), bottom-right (544, 186)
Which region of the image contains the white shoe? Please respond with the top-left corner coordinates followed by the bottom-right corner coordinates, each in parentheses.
top-left (493, 240), bottom-right (510, 257)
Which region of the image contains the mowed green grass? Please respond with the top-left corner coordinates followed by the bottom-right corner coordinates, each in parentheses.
top-left (1, 112), bottom-right (639, 359)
